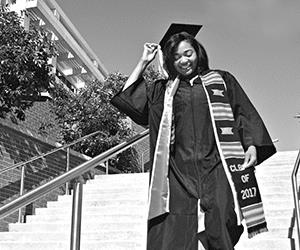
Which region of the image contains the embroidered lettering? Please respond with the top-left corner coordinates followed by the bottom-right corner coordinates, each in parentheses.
top-left (241, 187), bottom-right (257, 200)
top-left (212, 89), bottom-right (224, 97)
top-left (241, 174), bottom-right (250, 183)
top-left (220, 127), bottom-right (234, 135)
top-left (229, 164), bottom-right (244, 172)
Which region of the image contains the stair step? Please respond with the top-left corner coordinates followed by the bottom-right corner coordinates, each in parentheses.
top-left (26, 212), bottom-right (146, 223)
top-left (256, 162), bottom-right (294, 169)
top-left (261, 158), bottom-right (296, 164)
top-left (265, 208), bottom-right (294, 217)
top-left (9, 222), bottom-right (145, 232)
top-left (0, 230), bottom-right (144, 241)
top-left (260, 159), bottom-right (296, 165)
top-left (94, 173), bottom-right (149, 180)
top-left (83, 182), bottom-right (148, 189)
top-left (82, 240), bottom-right (146, 250)
top-left (266, 216), bottom-right (294, 228)
top-left (236, 238), bottom-right (293, 250)
top-left (258, 185), bottom-right (293, 195)
top-left (262, 193), bottom-right (293, 200)
top-left (35, 205), bottom-right (147, 216)
top-left (256, 173), bottom-right (293, 180)
top-left (239, 226), bottom-right (297, 238)
top-left (0, 242), bottom-right (68, 250)
top-left (82, 187), bottom-right (148, 194)
top-left (257, 178), bottom-right (293, 185)
top-left (262, 201), bottom-right (294, 211)
top-left (90, 173), bottom-right (148, 182)
top-left (47, 195), bottom-right (147, 208)
top-left (53, 193), bottom-right (147, 205)
top-left (0, 241), bottom-right (144, 250)
top-left (46, 199), bottom-right (146, 208)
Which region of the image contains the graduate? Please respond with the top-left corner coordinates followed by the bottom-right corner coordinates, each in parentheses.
top-left (111, 23), bottom-right (276, 250)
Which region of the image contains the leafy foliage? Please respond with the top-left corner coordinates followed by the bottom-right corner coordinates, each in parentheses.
top-left (0, 8), bottom-right (56, 120)
top-left (50, 72), bottom-right (139, 172)
top-left (142, 64), bottom-right (164, 87)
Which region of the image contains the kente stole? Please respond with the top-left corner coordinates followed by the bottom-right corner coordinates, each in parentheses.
top-left (200, 71), bottom-right (268, 238)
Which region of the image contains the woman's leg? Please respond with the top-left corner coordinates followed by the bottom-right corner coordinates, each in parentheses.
top-left (147, 168), bottom-right (199, 250)
top-left (200, 164), bottom-right (244, 250)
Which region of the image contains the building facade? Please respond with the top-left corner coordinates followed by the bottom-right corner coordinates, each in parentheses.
top-left (0, 0), bottom-right (108, 231)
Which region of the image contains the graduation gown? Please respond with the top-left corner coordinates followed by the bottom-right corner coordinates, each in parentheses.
top-left (111, 69), bottom-right (276, 250)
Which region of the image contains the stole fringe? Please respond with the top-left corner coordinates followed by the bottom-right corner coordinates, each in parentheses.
top-left (248, 223), bottom-right (268, 239)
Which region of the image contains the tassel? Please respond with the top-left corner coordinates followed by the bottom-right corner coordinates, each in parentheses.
top-left (157, 46), bottom-right (169, 79)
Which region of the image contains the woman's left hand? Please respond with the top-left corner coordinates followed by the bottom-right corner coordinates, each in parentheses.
top-left (243, 145), bottom-right (257, 169)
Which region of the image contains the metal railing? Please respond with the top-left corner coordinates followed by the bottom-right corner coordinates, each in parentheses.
top-left (0, 130), bottom-right (103, 175)
top-left (292, 150), bottom-right (300, 248)
top-left (0, 128), bottom-right (149, 250)
top-left (0, 130), bottom-right (104, 222)
top-left (140, 147), bottom-right (150, 173)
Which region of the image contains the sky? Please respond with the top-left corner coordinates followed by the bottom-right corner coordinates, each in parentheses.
top-left (56, 0), bottom-right (300, 152)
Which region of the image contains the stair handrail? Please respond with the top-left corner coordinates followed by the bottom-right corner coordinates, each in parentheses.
top-left (1, 130), bottom-right (106, 222)
top-left (0, 130), bottom-right (105, 175)
top-left (292, 149), bottom-right (300, 248)
top-left (0, 128), bottom-right (149, 219)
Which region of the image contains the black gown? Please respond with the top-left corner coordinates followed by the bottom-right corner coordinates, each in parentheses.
top-left (111, 69), bottom-right (276, 250)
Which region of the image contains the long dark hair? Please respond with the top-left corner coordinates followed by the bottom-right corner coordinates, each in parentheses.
top-left (162, 32), bottom-right (209, 79)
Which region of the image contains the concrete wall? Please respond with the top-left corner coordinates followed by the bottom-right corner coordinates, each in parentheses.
top-left (0, 101), bottom-right (89, 231)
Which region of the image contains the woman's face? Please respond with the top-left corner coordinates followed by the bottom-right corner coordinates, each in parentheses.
top-left (173, 40), bottom-right (198, 77)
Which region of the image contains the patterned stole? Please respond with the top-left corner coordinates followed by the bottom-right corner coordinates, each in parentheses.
top-left (200, 71), bottom-right (268, 238)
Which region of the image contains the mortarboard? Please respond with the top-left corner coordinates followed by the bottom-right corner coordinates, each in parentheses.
top-left (159, 23), bottom-right (202, 49)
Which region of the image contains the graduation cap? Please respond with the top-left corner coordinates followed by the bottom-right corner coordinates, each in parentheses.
top-left (159, 23), bottom-right (202, 49)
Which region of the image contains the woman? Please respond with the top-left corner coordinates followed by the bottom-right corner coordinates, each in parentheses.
top-left (111, 30), bottom-right (276, 250)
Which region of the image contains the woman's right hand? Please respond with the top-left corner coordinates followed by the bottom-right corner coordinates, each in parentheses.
top-left (141, 43), bottom-right (159, 64)
top-left (122, 43), bottom-right (159, 91)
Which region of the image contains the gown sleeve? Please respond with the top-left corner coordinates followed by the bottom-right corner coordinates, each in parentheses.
top-left (110, 77), bottom-right (149, 126)
top-left (220, 70), bottom-right (276, 165)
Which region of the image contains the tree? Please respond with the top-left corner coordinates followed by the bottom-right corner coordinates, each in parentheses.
top-left (49, 72), bottom-right (139, 172)
top-left (142, 64), bottom-right (163, 87)
top-left (0, 7), bottom-right (56, 120)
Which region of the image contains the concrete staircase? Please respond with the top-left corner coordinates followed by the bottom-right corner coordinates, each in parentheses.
top-left (0, 150), bottom-right (299, 250)
top-left (0, 173), bottom-right (149, 250)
